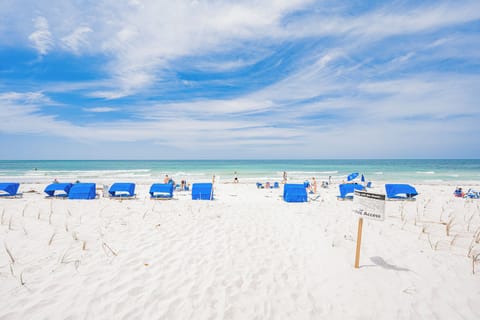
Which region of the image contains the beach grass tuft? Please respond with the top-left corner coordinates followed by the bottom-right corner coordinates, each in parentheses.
top-left (48, 232), bottom-right (56, 246)
top-left (473, 253), bottom-right (480, 275)
top-left (20, 271), bottom-right (25, 286)
top-left (445, 217), bottom-right (455, 237)
top-left (102, 242), bottom-right (118, 256)
top-left (4, 243), bottom-right (15, 264)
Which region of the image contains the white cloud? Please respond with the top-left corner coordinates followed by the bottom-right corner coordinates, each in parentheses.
top-left (61, 26), bottom-right (92, 54)
top-left (5, 1), bottom-right (480, 98)
top-left (82, 107), bottom-right (118, 113)
top-left (1, 2), bottom-right (480, 158)
top-left (28, 16), bottom-right (53, 55)
top-left (0, 91), bottom-right (53, 104)
top-left (281, 1), bottom-right (480, 40)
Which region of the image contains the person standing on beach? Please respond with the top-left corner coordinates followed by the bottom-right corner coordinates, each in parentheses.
top-left (234, 171), bottom-right (238, 183)
top-left (311, 177), bottom-right (317, 194)
top-left (283, 171), bottom-right (287, 184)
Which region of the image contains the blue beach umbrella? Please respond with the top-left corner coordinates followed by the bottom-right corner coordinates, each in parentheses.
top-left (361, 174), bottom-right (365, 183)
top-left (347, 172), bottom-right (359, 181)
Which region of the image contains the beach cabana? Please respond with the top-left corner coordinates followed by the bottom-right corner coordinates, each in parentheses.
top-left (337, 183), bottom-right (365, 200)
top-left (109, 183), bottom-right (136, 199)
top-left (68, 183), bottom-right (97, 200)
top-left (283, 184), bottom-right (308, 202)
top-left (150, 183), bottom-right (174, 199)
top-left (0, 182), bottom-right (22, 198)
top-left (192, 183), bottom-right (213, 200)
top-left (385, 184), bottom-right (418, 200)
top-left (44, 183), bottom-right (73, 198)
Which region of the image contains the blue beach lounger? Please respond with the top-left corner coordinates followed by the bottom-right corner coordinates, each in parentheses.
top-left (68, 183), bottom-right (97, 200)
top-left (337, 183), bottom-right (365, 200)
top-left (150, 183), bottom-right (174, 199)
top-left (283, 184), bottom-right (308, 202)
top-left (385, 184), bottom-right (418, 200)
top-left (0, 182), bottom-right (22, 198)
top-left (192, 183), bottom-right (214, 200)
top-left (465, 189), bottom-right (480, 199)
top-left (44, 183), bottom-right (73, 198)
top-left (109, 183), bottom-right (136, 199)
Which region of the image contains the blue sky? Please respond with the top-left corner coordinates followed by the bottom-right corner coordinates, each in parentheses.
top-left (0, 0), bottom-right (479, 159)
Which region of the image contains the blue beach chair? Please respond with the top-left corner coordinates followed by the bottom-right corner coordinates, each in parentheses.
top-left (0, 183), bottom-right (22, 198)
top-left (192, 183), bottom-right (214, 200)
top-left (283, 184), bottom-right (308, 202)
top-left (109, 183), bottom-right (136, 199)
top-left (68, 183), bottom-right (97, 200)
top-left (44, 183), bottom-right (73, 198)
top-left (464, 189), bottom-right (479, 199)
top-left (337, 183), bottom-right (365, 200)
top-left (385, 184), bottom-right (418, 200)
top-left (150, 183), bottom-right (174, 200)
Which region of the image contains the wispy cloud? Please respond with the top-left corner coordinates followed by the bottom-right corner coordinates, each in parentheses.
top-left (28, 16), bottom-right (53, 55)
top-left (82, 107), bottom-right (118, 113)
top-left (1, 1), bottom-right (479, 158)
top-left (61, 26), bottom-right (92, 54)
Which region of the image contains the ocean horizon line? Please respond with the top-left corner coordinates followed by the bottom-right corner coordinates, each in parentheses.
top-left (2, 158), bottom-right (480, 161)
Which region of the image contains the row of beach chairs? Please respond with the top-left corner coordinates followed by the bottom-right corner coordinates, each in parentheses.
top-left (283, 183), bottom-right (419, 202)
top-left (0, 182), bottom-right (214, 200)
top-left (0, 181), bottom-right (420, 203)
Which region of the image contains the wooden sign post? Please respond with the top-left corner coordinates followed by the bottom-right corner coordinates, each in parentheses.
top-left (354, 217), bottom-right (363, 268)
top-left (353, 190), bottom-right (386, 269)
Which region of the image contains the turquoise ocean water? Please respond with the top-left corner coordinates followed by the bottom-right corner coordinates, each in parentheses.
top-left (0, 160), bottom-right (479, 184)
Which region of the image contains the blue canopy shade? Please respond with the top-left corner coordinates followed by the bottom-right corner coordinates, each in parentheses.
top-left (44, 183), bottom-right (73, 197)
top-left (192, 183), bottom-right (213, 200)
top-left (338, 183), bottom-right (365, 199)
top-left (385, 184), bottom-right (418, 199)
top-left (347, 172), bottom-right (359, 181)
top-left (283, 184), bottom-right (308, 202)
top-left (0, 183), bottom-right (20, 196)
top-left (109, 183), bottom-right (136, 197)
top-left (149, 183), bottom-right (174, 199)
top-left (68, 183), bottom-right (96, 200)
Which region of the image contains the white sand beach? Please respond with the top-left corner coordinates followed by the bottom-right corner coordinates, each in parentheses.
top-left (1, 183), bottom-right (480, 319)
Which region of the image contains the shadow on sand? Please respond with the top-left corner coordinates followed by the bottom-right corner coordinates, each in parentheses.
top-left (362, 256), bottom-right (410, 272)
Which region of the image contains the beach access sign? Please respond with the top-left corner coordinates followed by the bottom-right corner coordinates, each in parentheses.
top-left (353, 190), bottom-right (386, 221)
